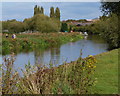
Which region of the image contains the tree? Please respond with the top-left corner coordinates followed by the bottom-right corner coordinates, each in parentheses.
top-left (61, 22), bottom-right (68, 32)
top-left (101, 1), bottom-right (120, 16)
top-left (41, 7), bottom-right (44, 14)
top-left (100, 1), bottom-right (120, 49)
top-left (30, 14), bottom-right (60, 33)
top-left (3, 20), bottom-right (26, 33)
top-left (0, 21), bottom-right (2, 33)
top-left (34, 5), bottom-right (38, 15)
top-left (55, 7), bottom-right (60, 20)
top-left (23, 18), bottom-right (33, 30)
top-left (50, 7), bottom-right (55, 18)
top-left (37, 6), bottom-right (41, 14)
top-left (34, 5), bottom-right (44, 15)
top-left (69, 25), bottom-right (72, 32)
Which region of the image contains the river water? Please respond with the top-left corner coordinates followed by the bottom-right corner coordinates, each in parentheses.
top-left (3, 35), bottom-right (108, 70)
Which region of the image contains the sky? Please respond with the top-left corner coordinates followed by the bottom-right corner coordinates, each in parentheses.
top-left (1, 2), bottom-right (103, 21)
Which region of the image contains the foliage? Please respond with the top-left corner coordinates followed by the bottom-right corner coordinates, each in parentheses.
top-left (69, 25), bottom-right (72, 32)
top-left (2, 54), bottom-right (19, 94)
top-left (2, 33), bottom-right (83, 55)
top-left (2, 5), bottom-right (60, 33)
top-left (26, 14), bottom-right (60, 33)
top-left (50, 7), bottom-right (55, 18)
top-left (73, 14), bottom-right (119, 49)
top-left (2, 54), bottom-right (97, 94)
top-left (55, 7), bottom-right (60, 20)
top-left (100, 1), bottom-right (120, 16)
top-left (40, 7), bottom-right (44, 14)
top-left (98, 14), bottom-right (119, 49)
top-left (0, 21), bottom-right (2, 33)
top-left (2, 20), bottom-right (26, 33)
top-left (34, 5), bottom-right (44, 15)
top-left (61, 22), bottom-right (68, 32)
top-left (100, 1), bottom-right (119, 49)
top-left (2, 15), bottom-right (60, 33)
top-left (50, 7), bottom-right (61, 21)
top-left (65, 19), bottom-right (87, 23)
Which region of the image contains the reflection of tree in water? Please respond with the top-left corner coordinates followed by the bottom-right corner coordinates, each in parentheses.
top-left (87, 35), bottom-right (106, 43)
top-left (34, 46), bottom-right (60, 68)
top-left (34, 49), bottom-right (44, 67)
top-left (50, 46), bottom-right (60, 66)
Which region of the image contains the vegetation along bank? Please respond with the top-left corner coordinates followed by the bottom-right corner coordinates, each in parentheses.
top-left (2, 32), bottom-right (83, 55)
top-left (2, 48), bottom-right (118, 94)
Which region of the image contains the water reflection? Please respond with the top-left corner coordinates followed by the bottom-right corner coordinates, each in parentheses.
top-left (34, 46), bottom-right (60, 67)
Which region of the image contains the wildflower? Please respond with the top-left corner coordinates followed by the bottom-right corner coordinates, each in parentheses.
top-left (89, 66), bottom-right (91, 68)
top-left (88, 55), bottom-right (93, 57)
top-left (93, 66), bottom-right (96, 68)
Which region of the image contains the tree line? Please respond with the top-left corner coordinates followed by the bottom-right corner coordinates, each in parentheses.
top-left (2, 5), bottom-right (61, 33)
top-left (72, 2), bottom-right (120, 49)
top-left (34, 5), bottom-right (60, 20)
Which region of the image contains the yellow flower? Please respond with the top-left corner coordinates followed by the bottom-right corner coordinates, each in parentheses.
top-left (88, 55), bottom-right (93, 57)
top-left (94, 66), bottom-right (96, 68)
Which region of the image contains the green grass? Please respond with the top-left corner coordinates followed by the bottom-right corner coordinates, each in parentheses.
top-left (91, 49), bottom-right (119, 94)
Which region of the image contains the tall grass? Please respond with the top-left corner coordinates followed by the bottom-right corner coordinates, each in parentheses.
top-left (2, 33), bottom-right (83, 55)
top-left (2, 54), bottom-right (97, 94)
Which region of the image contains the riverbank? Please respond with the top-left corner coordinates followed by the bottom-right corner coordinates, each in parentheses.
top-left (91, 48), bottom-right (118, 94)
top-left (26, 48), bottom-right (118, 94)
top-left (2, 32), bottom-right (83, 55)
top-left (33, 48), bottom-right (118, 94)
top-left (2, 48), bottom-right (118, 94)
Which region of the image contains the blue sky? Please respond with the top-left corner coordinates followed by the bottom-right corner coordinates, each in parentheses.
top-left (2, 2), bottom-right (103, 21)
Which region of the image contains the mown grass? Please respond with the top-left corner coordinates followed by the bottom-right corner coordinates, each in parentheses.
top-left (2, 32), bottom-right (83, 55)
top-left (91, 49), bottom-right (119, 94)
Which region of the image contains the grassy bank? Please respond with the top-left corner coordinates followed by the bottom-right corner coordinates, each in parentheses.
top-left (2, 53), bottom-right (97, 94)
top-left (2, 32), bottom-right (83, 55)
top-left (92, 49), bottom-right (118, 94)
top-left (2, 48), bottom-right (118, 94)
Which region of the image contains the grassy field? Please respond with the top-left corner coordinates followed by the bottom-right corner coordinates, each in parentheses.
top-left (91, 49), bottom-right (119, 94)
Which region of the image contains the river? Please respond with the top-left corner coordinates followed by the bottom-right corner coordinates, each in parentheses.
top-left (3, 35), bottom-right (108, 70)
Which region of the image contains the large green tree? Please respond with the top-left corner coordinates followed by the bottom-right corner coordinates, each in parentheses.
top-left (34, 5), bottom-right (38, 15)
top-left (29, 14), bottom-right (60, 33)
top-left (37, 6), bottom-right (41, 14)
top-left (40, 7), bottom-right (44, 14)
top-left (34, 5), bottom-right (44, 15)
top-left (50, 7), bottom-right (55, 18)
top-left (55, 7), bottom-right (60, 20)
top-left (2, 20), bottom-right (26, 33)
top-left (101, 1), bottom-right (120, 16)
top-left (61, 22), bottom-right (68, 32)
